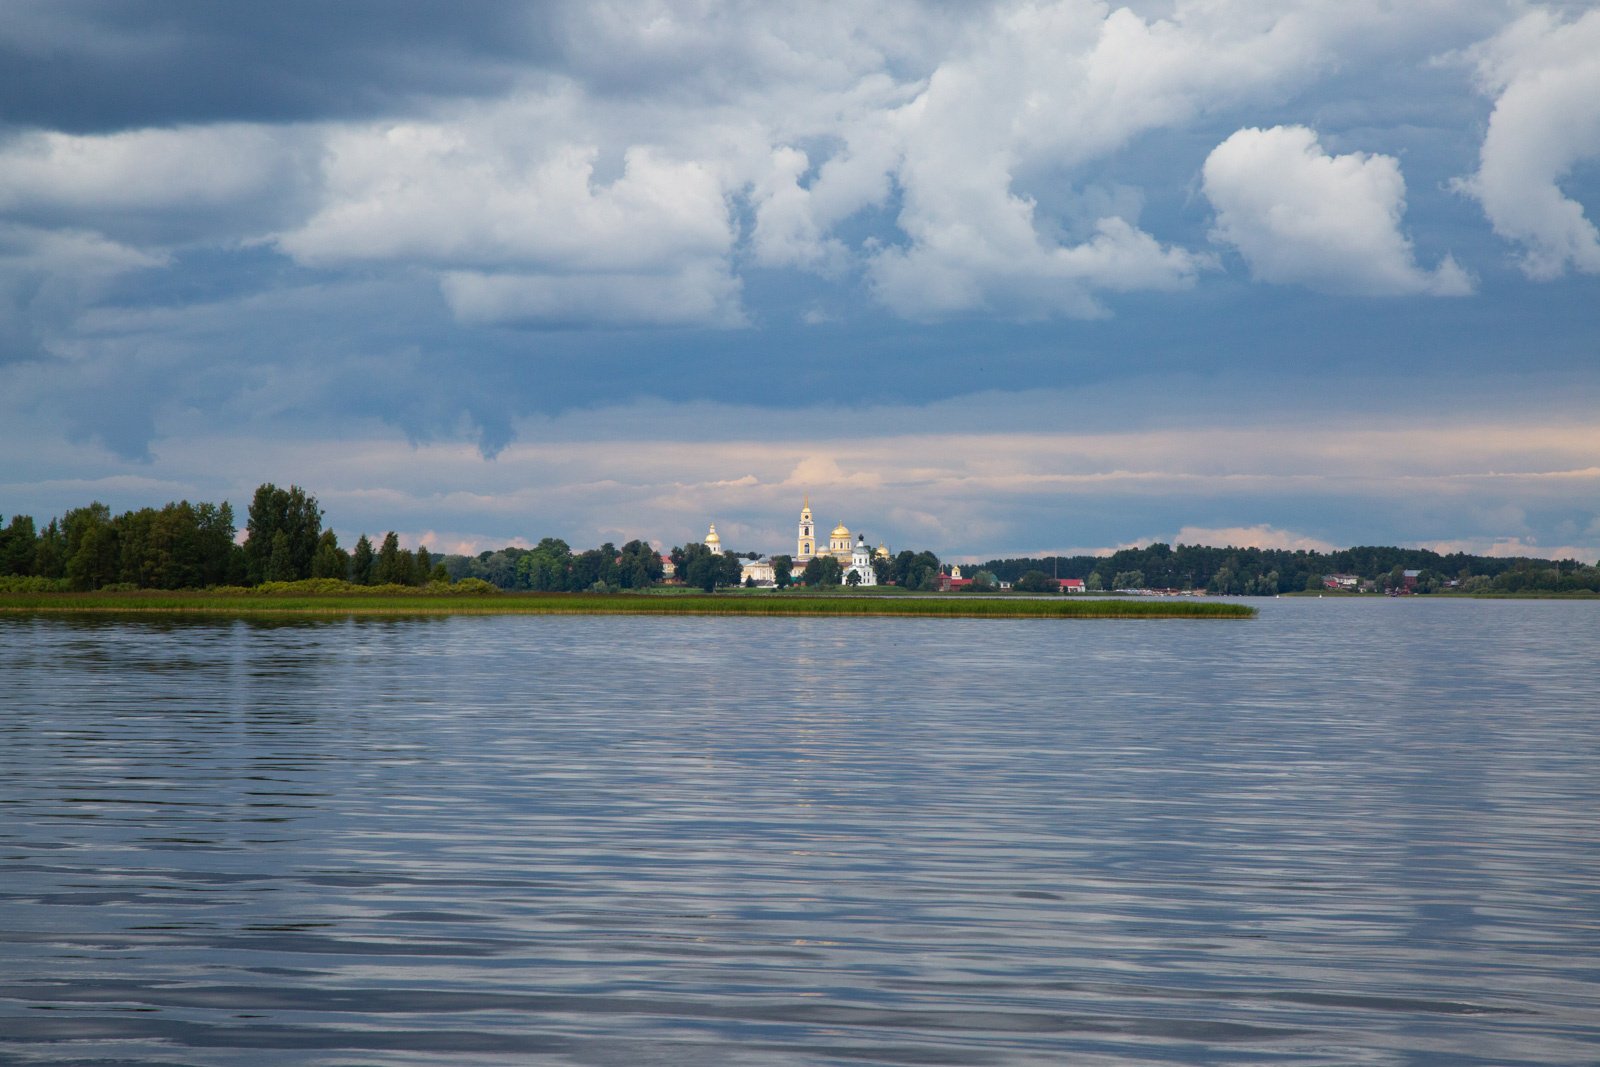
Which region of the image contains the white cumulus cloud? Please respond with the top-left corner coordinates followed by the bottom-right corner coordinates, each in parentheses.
top-left (1455, 8), bottom-right (1600, 279)
top-left (0, 1), bottom-right (1546, 336)
top-left (279, 132), bottom-right (734, 273)
top-left (769, 1), bottom-right (1345, 318)
top-left (753, 1), bottom-right (1491, 319)
top-left (1202, 124), bottom-right (1472, 296)
top-left (277, 115), bottom-right (745, 328)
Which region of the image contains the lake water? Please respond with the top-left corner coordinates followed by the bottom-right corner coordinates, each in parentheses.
top-left (1, 599), bottom-right (1597, 1065)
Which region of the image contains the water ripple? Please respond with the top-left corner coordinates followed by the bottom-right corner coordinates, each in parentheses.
top-left (1, 603), bottom-right (1597, 1064)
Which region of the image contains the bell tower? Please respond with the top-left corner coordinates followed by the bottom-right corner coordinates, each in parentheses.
top-left (797, 496), bottom-right (815, 562)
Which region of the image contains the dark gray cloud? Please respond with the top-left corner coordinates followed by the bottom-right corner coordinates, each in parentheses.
top-left (0, 0), bottom-right (560, 132)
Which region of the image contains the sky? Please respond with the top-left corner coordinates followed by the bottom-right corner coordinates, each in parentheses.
top-left (2, 0), bottom-right (1598, 563)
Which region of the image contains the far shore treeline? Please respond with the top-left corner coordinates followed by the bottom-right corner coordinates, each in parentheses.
top-left (1, 483), bottom-right (1596, 596)
top-left (0, 483), bottom-right (938, 595)
top-left (980, 544), bottom-right (1600, 596)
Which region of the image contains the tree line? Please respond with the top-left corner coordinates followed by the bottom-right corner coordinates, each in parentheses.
top-left (34, 483), bottom-right (1582, 598)
top-left (434, 540), bottom-right (947, 593)
top-left (0, 484), bottom-right (450, 592)
top-left (438, 537), bottom-right (667, 593)
top-left (979, 542), bottom-right (1600, 596)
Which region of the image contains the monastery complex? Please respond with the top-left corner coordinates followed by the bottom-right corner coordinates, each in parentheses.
top-left (700, 498), bottom-right (890, 587)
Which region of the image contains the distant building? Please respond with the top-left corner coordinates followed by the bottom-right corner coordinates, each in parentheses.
top-left (845, 535), bottom-right (876, 585)
top-left (741, 558), bottom-right (776, 586)
top-left (793, 499), bottom-right (877, 585)
top-left (694, 498), bottom-right (886, 587)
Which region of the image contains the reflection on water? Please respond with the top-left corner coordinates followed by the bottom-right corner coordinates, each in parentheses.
top-left (1, 602), bottom-right (1597, 1065)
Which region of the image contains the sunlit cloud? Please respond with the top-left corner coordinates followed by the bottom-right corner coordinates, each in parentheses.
top-left (1204, 125), bottom-right (1471, 296)
top-left (1455, 7), bottom-right (1600, 279)
top-left (7, 396), bottom-right (1595, 561)
top-left (1169, 525), bottom-right (1339, 552)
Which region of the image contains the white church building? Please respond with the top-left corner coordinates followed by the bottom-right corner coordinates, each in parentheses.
top-left (700, 498), bottom-right (888, 586)
top-left (796, 498), bottom-right (880, 586)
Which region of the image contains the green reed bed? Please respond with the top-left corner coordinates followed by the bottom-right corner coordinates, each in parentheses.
top-left (0, 588), bottom-right (1254, 619)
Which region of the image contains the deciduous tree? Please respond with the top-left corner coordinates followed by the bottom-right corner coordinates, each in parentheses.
top-left (244, 484), bottom-right (322, 584)
top-left (517, 538), bottom-right (572, 590)
top-left (802, 555), bottom-right (842, 587)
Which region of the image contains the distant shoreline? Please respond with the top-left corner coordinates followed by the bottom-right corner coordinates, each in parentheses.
top-left (1282, 589), bottom-right (1600, 600)
top-left (0, 590), bottom-right (1255, 620)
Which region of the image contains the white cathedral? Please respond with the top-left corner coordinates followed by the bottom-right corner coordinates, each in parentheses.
top-left (703, 498), bottom-right (888, 586)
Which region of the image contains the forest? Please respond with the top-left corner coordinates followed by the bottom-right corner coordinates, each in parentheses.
top-left (3, 485), bottom-right (1593, 596)
top-left (979, 542), bottom-right (1600, 596)
top-left (0, 484), bottom-right (932, 594)
top-left (0, 485), bottom-right (669, 594)
top-left (0, 485), bottom-right (453, 593)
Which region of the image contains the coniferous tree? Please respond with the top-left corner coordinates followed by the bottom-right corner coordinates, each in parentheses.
top-left (375, 532), bottom-right (401, 584)
top-left (310, 530), bottom-right (347, 579)
top-left (350, 534), bottom-right (375, 585)
top-left (0, 515), bottom-right (37, 575)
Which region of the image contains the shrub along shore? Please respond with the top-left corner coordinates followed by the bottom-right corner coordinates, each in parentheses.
top-left (0, 583), bottom-right (1255, 620)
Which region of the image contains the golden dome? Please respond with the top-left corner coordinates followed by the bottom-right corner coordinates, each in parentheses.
top-left (831, 522), bottom-right (850, 538)
top-left (875, 543), bottom-right (890, 558)
top-left (705, 524), bottom-right (721, 544)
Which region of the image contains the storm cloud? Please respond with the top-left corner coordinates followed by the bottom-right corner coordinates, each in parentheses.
top-left (2, 1), bottom-right (1597, 562)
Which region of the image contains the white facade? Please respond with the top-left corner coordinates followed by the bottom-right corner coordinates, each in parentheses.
top-left (741, 558), bottom-right (776, 586)
top-left (845, 535), bottom-right (877, 586)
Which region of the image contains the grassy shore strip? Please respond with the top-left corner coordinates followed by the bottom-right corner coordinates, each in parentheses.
top-left (0, 590), bottom-right (1255, 619)
top-left (1285, 589), bottom-right (1600, 599)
